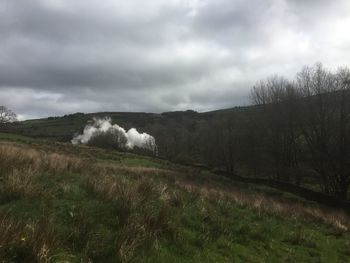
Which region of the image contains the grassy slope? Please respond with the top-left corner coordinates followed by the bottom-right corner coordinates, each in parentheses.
top-left (14, 108), bottom-right (240, 141)
top-left (0, 133), bottom-right (349, 262)
top-left (15, 112), bottom-right (165, 141)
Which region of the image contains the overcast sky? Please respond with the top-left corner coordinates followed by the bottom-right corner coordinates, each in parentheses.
top-left (1, 0), bottom-right (350, 119)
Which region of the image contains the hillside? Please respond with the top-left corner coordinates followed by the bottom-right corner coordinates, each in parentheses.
top-left (14, 112), bottom-right (164, 141)
top-left (13, 108), bottom-right (245, 142)
top-left (11, 96), bottom-right (350, 203)
top-left (0, 132), bottom-right (349, 262)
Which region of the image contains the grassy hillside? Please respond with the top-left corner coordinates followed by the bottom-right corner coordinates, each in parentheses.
top-left (14, 112), bottom-right (171, 141)
top-left (13, 108), bottom-right (244, 142)
top-left (0, 132), bottom-right (349, 262)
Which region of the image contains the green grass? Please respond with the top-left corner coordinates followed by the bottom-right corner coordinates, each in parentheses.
top-left (0, 132), bottom-right (36, 143)
top-left (119, 157), bottom-right (164, 168)
top-left (0, 136), bottom-right (349, 262)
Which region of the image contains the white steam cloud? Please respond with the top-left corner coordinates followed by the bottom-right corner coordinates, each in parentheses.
top-left (72, 117), bottom-right (157, 154)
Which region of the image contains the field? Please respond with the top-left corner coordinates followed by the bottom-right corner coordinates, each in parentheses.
top-left (0, 132), bottom-right (349, 262)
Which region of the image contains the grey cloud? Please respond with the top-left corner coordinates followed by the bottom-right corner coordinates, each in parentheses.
top-left (0, 0), bottom-right (349, 119)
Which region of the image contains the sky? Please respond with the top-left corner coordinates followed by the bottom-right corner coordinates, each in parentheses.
top-left (1, 0), bottom-right (350, 120)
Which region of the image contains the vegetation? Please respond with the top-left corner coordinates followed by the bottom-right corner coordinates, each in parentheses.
top-left (88, 128), bottom-right (128, 151)
top-left (12, 64), bottom-right (350, 201)
top-left (0, 134), bottom-right (349, 262)
top-left (249, 64), bottom-right (350, 199)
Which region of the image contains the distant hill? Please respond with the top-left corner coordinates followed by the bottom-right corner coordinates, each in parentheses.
top-left (13, 107), bottom-right (250, 142)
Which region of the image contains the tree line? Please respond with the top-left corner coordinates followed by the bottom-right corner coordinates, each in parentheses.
top-left (247, 63), bottom-right (350, 199)
top-left (151, 63), bottom-right (350, 200)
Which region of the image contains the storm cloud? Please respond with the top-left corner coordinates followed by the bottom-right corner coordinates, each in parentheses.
top-left (1, 0), bottom-right (349, 119)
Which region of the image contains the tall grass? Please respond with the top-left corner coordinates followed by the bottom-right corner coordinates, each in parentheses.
top-left (86, 174), bottom-right (175, 261)
top-left (0, 141), bottom-right (349, 262)
top-left (0, 214), bottom-right (59, 262)
top-left (175, 179), bottom-right (350, 232)
top-left (0, 143), bottom-right (87, 173)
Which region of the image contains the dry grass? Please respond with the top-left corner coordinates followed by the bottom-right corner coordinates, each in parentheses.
top-left (174, 179), bottom-right (350, 232)
top-left (86, 174), bottom-right (174, 261)
top-left (67, 143), bottom-right (350, 235)
top-left (1, 141), bottom-right (349, 261)
top-left (0, 143), bottom-right (88, 200)
top-left (86, 173), bottom-right (166, 215)
top-left (1, 168), bottom-right (58, 202)
top-left (0, 143), bottom-right (87, 173)
top-left (0, 214), bottom-right (59, 262)
top-left (2, 142), bottom-right (349, 234)
top-left (94, 162), bottom-right (171, 180)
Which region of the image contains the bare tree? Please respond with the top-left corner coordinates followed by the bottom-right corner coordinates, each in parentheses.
top-left (333, 67), bottom-right (350, 199)
top-left (0, 106), bottom-right (17, 124)
top-left (250, 76), bottom-right (302, 183)
top-left (297, 63), bottom-right (350, 198)
top-left (88, 128), bottom-right (127, 150)
top-left (250, 75), bottom-right (290, 105)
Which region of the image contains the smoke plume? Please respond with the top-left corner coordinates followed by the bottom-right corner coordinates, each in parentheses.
top-left (72, 118), bottom-right (157, 154)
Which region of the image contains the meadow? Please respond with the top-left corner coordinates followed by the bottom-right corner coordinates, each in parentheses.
top-left (0, 133), bottom-right (349, 262)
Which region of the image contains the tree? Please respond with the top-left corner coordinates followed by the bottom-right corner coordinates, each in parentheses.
top-left (0, 106), bottom-right (17, 124)
top-left (296, 64), bottom-right (350, 198)
top-left (248, 63), bottom-right (350, 199)
top-left (250, 76), bottom-right (302, 183)
top-left (333, 68), bottom-right (350, 199)
top-left (88, 128), bottom-right (127, 150)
